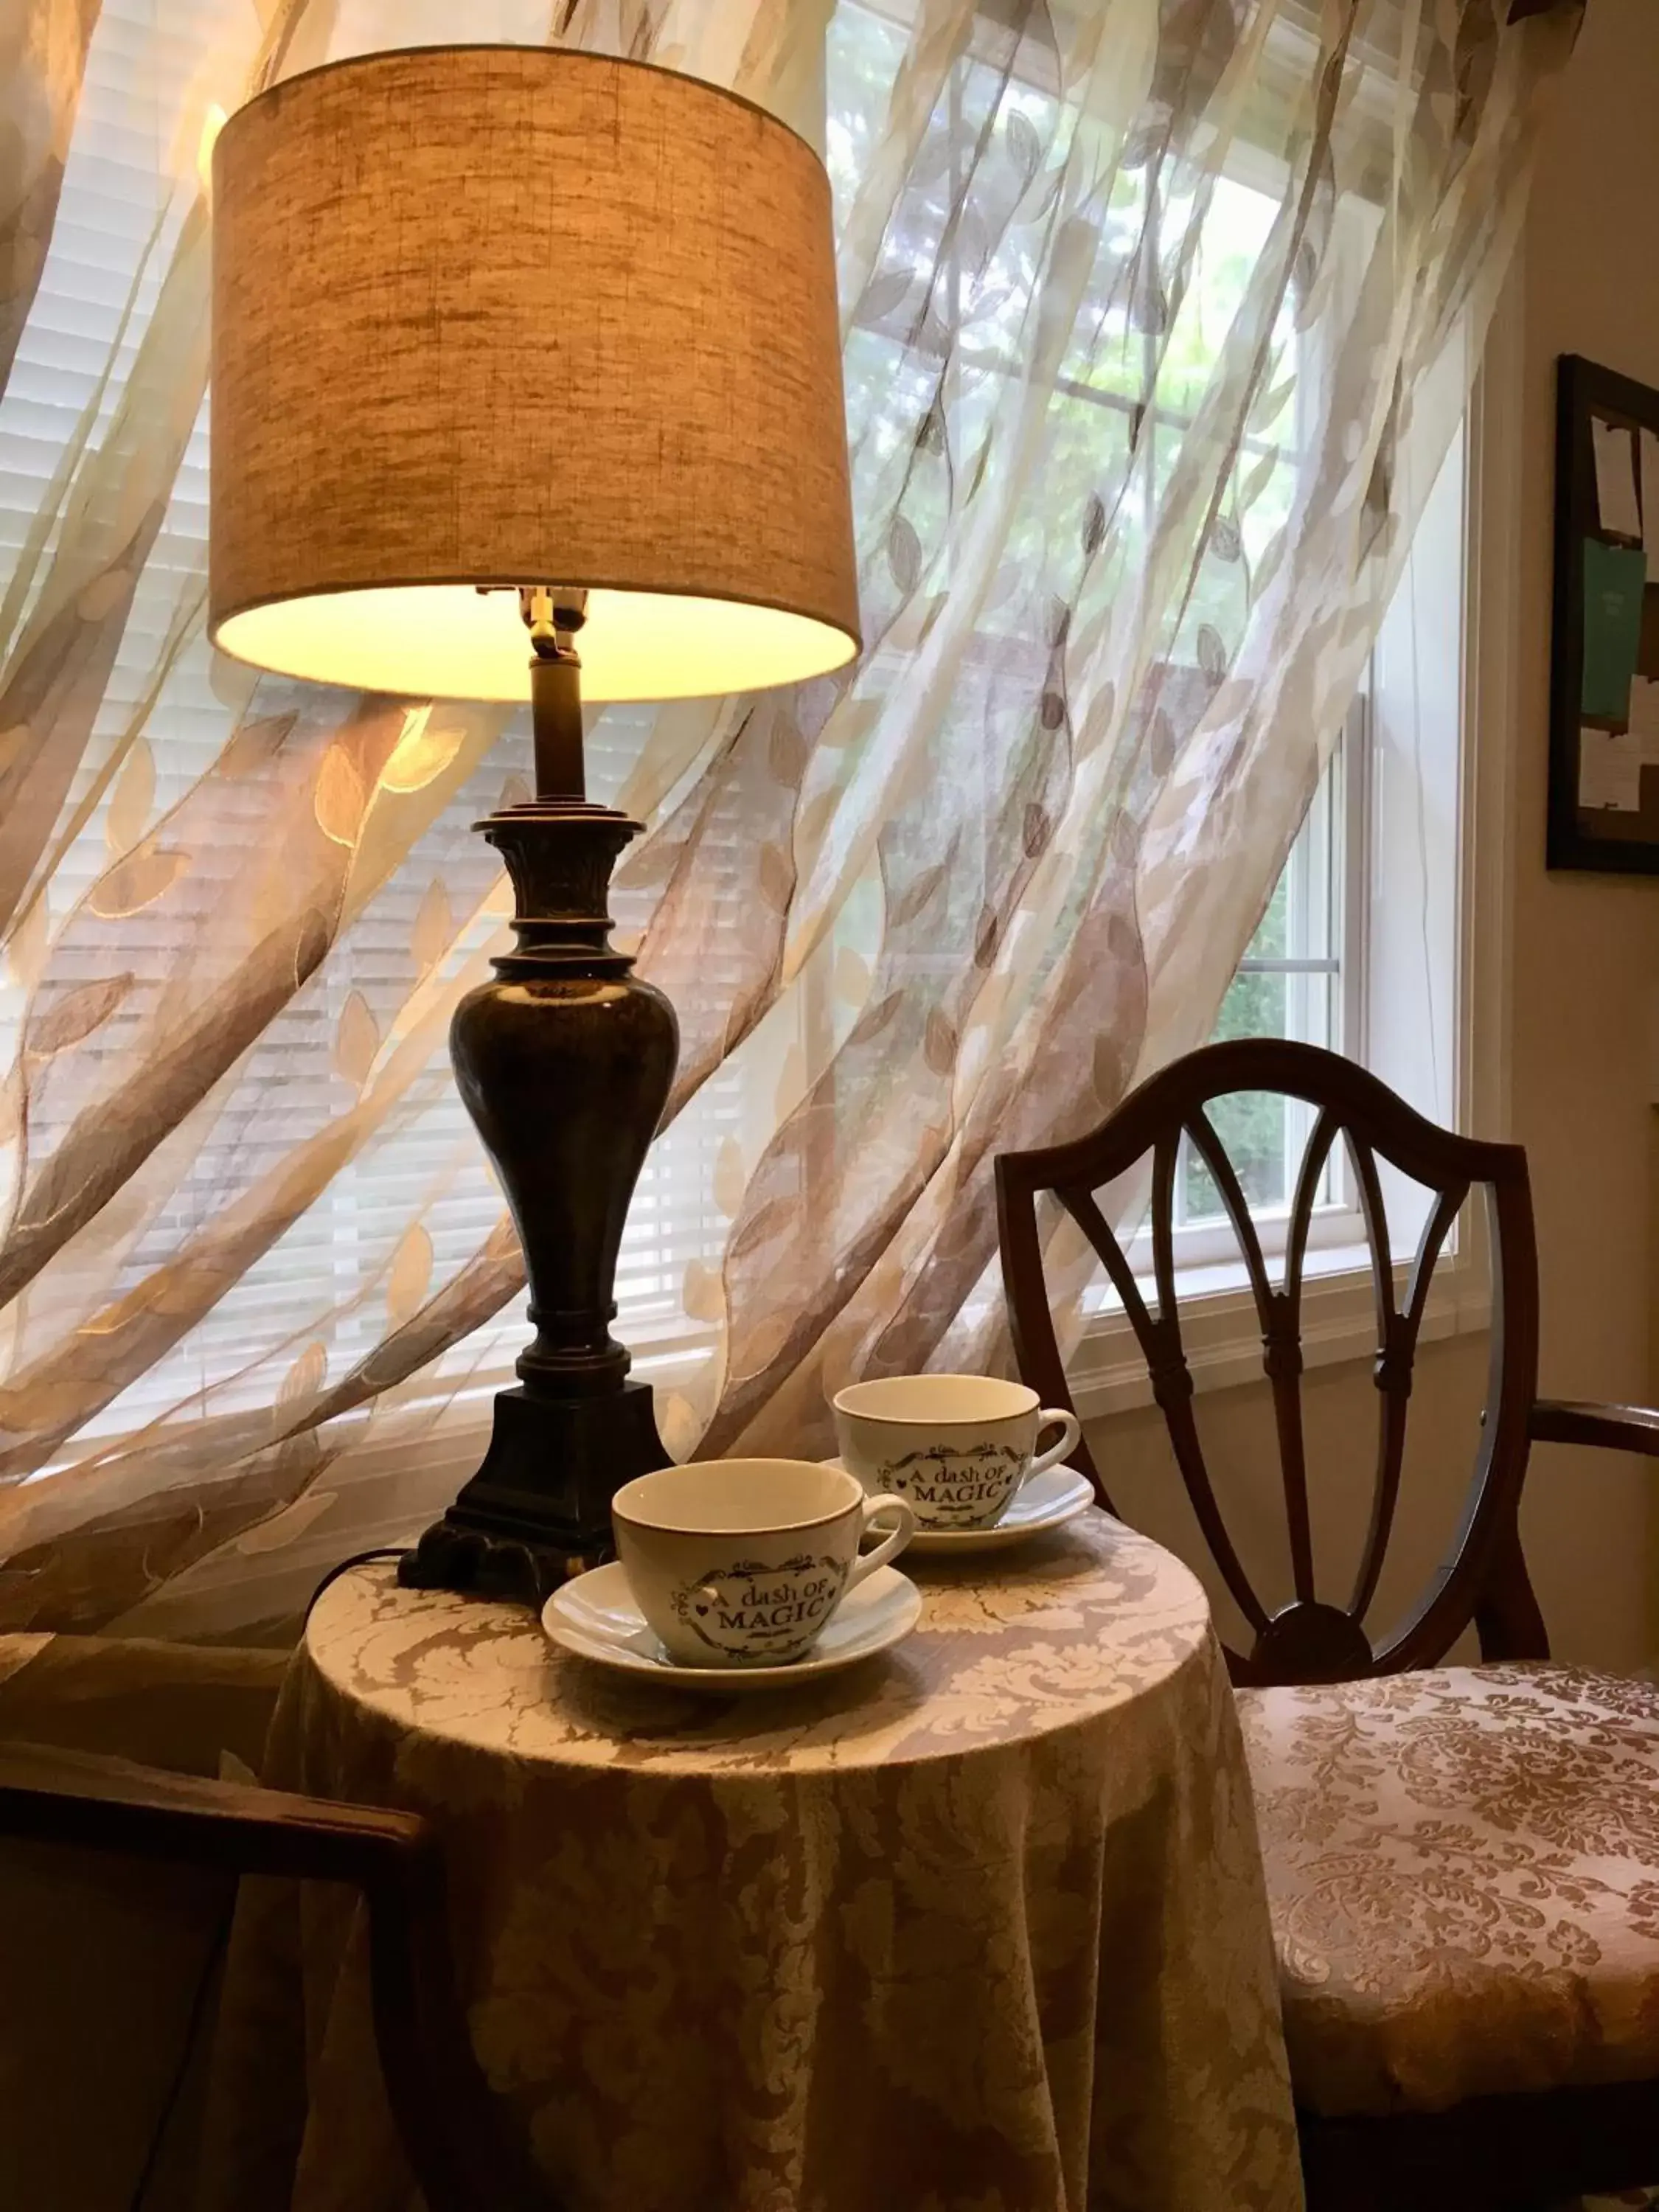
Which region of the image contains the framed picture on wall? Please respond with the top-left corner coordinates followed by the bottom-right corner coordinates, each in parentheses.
top-left (1548, 352), bottom-right (1659, 874)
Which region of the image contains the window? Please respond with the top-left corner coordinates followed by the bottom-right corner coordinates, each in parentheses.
top-left (1186, 414), bottom-right (1467, 1265)
top-left (0, 0), bottom-right (749, 1458)
top-left (1, 0), bottom-right (1475, 1491)
top-left (828, 0), bottom-right (1471, 1309)
top-left (1077, 414), bottom-right (1472, 1398)
top-left (1176, 720), bottom-right (1350, 1242)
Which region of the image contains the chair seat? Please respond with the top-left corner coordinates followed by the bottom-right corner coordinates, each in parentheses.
top-left (1238, 1665), bottom-right (1659, 2118)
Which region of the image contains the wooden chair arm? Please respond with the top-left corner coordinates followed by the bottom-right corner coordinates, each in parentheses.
top-left (0, 1740), bottom-right (557, 2212)
top-left (0, 1738), bottom-right (427, 1885)
top-left (1529, 1399), bottom-right (1659, 1456)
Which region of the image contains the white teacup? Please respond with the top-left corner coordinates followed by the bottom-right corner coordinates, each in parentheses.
top-left (611, 1458), bottom-right (915, 1669)
top-left (832, 1374), bottom-right (1083, 1531)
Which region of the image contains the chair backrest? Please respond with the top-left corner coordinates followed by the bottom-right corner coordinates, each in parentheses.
top-left (995, 1039), bottom-right (1548, 1686)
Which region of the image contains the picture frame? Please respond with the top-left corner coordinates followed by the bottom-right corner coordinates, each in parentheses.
top-left (1548, 352), bottom-right (1659, 876)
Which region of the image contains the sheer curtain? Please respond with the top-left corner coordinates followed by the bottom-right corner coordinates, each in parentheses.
top-left (0, 0), bottom-right (1579, 1642)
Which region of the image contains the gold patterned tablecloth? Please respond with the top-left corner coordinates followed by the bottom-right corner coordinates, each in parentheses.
top-left (203, 1512), bottom-right (1303, 2212)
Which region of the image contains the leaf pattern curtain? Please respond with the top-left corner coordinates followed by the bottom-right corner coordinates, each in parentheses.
top-left (0, 0), bottom-right (1579, 1642)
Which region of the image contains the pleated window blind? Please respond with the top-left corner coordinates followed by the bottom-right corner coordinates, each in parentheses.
top-left (0, 0), bottom-right (745, 1455)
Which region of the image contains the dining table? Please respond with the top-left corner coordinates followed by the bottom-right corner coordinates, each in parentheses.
top-left (198, 1508), bottom-right (1304, 2212)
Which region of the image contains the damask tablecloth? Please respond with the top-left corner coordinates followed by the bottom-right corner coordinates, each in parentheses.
top-left (201, 1512), bottom-right (1303, 2212)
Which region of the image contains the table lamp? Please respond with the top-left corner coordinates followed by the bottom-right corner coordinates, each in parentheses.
top-left (207, 45), bottom-right (860, 1604)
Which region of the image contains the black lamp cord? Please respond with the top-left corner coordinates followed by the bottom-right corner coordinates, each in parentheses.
top-left (303, 1543), bottom-right (411, 1624)
top-left (128, 1544), bottom-right (411, 2210)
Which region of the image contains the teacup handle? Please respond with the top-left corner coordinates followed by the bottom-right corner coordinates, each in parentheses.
top-left (1025, 1407), bottom-right (1082, 1485)
top-left (846, 1494), bottom-right (915, 1592)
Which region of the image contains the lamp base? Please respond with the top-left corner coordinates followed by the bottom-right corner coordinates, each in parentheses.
top-left (400, 1380), bottom-right (668, 1607)
top-left (394, 774), bottom-right (679, 1613)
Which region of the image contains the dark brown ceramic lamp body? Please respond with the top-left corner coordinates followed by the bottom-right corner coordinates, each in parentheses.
top-left (401, 789), bottom-right (678, 1601)
top-left (389, 602), bottom-right (677, 1600)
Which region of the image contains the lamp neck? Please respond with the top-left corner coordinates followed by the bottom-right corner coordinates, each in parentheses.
top-left (529, 647), bottom-right (585, 801)
top-left (519, 582), bottom-right (589, 801)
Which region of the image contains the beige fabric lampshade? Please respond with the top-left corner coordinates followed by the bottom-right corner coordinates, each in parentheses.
top-left (208, 46), bottom-right (860, 703)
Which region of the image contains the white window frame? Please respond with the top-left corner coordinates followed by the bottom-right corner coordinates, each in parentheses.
top-left (1151, 695), bottom-right (1364, 1277)
top-left (1067, 285), bottom-right (1522, 1419)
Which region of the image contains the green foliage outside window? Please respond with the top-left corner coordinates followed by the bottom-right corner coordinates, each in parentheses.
top-left (1183, 872), bottom-right (1293, 1221)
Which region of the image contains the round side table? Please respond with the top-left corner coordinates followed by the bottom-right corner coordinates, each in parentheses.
top-left (205, 1512), bottom-right (1302, 2212)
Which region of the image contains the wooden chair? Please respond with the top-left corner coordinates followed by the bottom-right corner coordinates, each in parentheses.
top-left (995, 1037), bottom-right (1659, 2211)
top-left (0, 1739), bottom-right (557, 2212)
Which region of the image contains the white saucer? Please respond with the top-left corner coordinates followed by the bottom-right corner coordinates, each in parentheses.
top-left (821, 1461), bottom-right (1095, 1553)
top-left (542, 1561), bottom-right (921, 1692)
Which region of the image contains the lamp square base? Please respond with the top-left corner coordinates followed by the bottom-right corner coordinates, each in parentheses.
top-left (398, 1380), bottom-right (670, 1608)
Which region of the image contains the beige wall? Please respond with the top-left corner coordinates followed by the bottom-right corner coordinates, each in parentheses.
top-left (1087, 0), bottom-right (1659, 1675)
top-left (1507, 0), bottom-right (1659, 1670)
